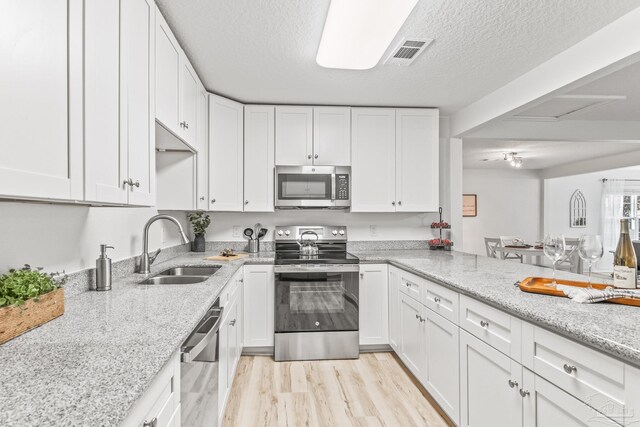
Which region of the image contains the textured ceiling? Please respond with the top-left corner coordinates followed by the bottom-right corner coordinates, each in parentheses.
top-left (155, 0), bottom-right (640, 114)
top-left (463, 139), bottom-right (640, 170)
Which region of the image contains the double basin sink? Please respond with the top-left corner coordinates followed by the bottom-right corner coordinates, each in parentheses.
top-left (138, 266), bottom-right (221, 285)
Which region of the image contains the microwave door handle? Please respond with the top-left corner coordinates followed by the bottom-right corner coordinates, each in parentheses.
top-left (331, 174), bottom-right (336, 202)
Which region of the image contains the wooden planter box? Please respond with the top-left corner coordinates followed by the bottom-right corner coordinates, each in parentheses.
top-left (0, 288), bottom-right (64, 345)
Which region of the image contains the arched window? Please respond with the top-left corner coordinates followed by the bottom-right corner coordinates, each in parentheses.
top-left (570, 190), bottom-right (586, 228)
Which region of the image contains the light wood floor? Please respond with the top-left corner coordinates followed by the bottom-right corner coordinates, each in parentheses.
top-left (222, 352), bottom-right (449, 427)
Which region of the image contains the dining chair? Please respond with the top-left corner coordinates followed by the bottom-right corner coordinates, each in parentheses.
top-left (556, 237), bottom-right (580, 273)
top-left (484, 237), bottom-right (501, 258)
top-left (499, 236), bottom-right (524, 262)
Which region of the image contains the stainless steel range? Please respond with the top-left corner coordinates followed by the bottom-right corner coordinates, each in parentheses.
top-left (274, 225), bottom-right (359, 361)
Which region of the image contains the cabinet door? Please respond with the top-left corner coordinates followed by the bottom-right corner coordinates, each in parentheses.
top-left (275, 106), bottom-right (313, 165)
top-left (460, 330), bottom-right (523, 427)
top-left (359, 264), bottom-right (389, 346)
top-left (388, 267), bottom-right (401, 352)
top-left (244, 106), bottom-right (275, 212)
top-left (399, 293), bottom-right (427, 381)
top-left (179, 57), bottom-right (198, 145)
top-left (395, 109), bottom-right (439, 212)
top-left (522, 369), bottom-right (616, 427)
top-left (351, 108), bottom-right (396, 212)
top-left (218, 313), bottom-right (230, 422)
top-left (155, 10), bottom-right (181, 135)
top-left (84, 0), bottom-right (127, 204)
top-left (209, 94), bottom-right (244, 211)
top-left (313, 107), bottom-right (351, 166)
top-left (121, 0), bottom-right (155, 206)
top-left (196, 86), bottom-right (209, 210)
top-left (243, 265), bottom-right (275, 348)
top-left (226, 299), bottom-right (239, 390)
top-left (0, 0), bottom-right (81, 200)
top-left (425, 310), bottom-right (460, 425)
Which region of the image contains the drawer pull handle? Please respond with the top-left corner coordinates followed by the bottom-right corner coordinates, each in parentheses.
top-left (563, 364), bottom-right (577, 374)
top-left (434, 297), bottom-right (441, 303)
top-left (480, 320), bottom-right (489, 327)
top-left (508, 379), bottom-right (518, 388)
top-left (406, 282), bottom-right (412, 287)
top-left (415, 314), bottom-right (425, 322)
top-left (143, 418), bottom-right (157, 427)
top-left (519, 389), bottom-right (530, 397)
top-left (229, 319), bottom-right (236, 326)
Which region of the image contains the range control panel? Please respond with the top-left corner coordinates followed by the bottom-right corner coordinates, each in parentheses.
top-left (336, 174), bottom-right (349, 200)
top-left (275, 225), bottom-right (347, 241)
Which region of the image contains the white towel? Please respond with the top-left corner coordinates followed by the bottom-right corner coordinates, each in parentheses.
top-left (556, 285), bottom-right (640, 303)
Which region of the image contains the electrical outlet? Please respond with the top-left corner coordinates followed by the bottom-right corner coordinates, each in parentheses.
top-left (232, 226), bottom-right (241, 238)
top-left (369, 225), bottom-right (377, 237)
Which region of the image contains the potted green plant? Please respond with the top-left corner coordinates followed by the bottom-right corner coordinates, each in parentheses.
top-left (0, 265), bottom-right (67, 344)
top-left (187, 211), bottom-right (211, 252)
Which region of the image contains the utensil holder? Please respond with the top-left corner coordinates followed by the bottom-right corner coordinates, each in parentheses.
top-left (248, 239), bottom-right (259, 254)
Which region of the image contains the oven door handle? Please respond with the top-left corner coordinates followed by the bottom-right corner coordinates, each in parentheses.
top-left (274, 264), bottom-right (360, 273)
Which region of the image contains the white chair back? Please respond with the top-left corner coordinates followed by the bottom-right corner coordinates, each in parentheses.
top-left (484, 237), bottom-right (501, 258)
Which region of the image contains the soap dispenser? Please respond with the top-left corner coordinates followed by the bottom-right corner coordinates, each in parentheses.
top-left (96, 244), bottom-right (114, 291)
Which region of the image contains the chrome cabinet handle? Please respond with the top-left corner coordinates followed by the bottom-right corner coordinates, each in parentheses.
top-left (239, 278), bottom-right (244, 283)
top-left (180, 121), bottom-right (188, 129)
top-left (415, 314), bottom-right (419, 319)
top-left (398, 201), bottom-right (402, 206)
top-left (229, 319), bottom-right (236, 326)
top-left (563, 364), bottom-right (577, 374)
top-left (392, 201), bottom-right (396, 206)
top-left (415, 314), bottom-right (425, 322)
top-left (211, 198), bottom-right (216, 203)
top-left (307, 154), bottom-right (312, 159)
top-left (406, 282), bottom-right (411, 287)
top-left (434, 297), bottom-right (441, 303)
top-left (519, 389), bottom-right (530, 397)
top-left (480, 320), bottom-right (489, 327)
top-left (133, 180), bottom-right (140, 188)
top-left (314, 154), bottom-right (318, 159)
top-left (122, 178), bottom-right (140, 188)
top-left (508, 379), bottom-right (518, 388)
top-left (360, 273), bottom-right (364, 279)
top-left (200, 196), bottom-right (205, 201)
top-left (245, 200), bottom-right (249, 205)
top-left (143, 418), bottom-right (157, 427)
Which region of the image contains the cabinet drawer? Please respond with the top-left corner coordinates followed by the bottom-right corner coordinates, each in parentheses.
top-left (459, 295), bottom-right (521, 361)
top-left (424, 279), bottom-right (458, 325)
top-left (523, 325), bottom-right (627, 418)
top-left (220, 269), bottom-right (242, 307)
top-left (398, 270), bottom-right (425, 304)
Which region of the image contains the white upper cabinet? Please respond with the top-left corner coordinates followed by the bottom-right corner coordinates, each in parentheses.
top-left (395, 109), bottom-right (439, 212)
top-left (209, 94), bottom-right (244, 211)
top-left (120, 0), bottom-right (155, 206)
top-left (244, 106), bottom-right (275, 212)
top-left (155, 11), bottom-right (181, 137)
top-left (195, 85), bottom-right (209, 210)
top-left (275, 107), bottom-right (313, 165)
top-left (351, 108), bottom-right (396, 212)
top-left (84, 0), bottom-right (126, 204)
top-left (179, 57), bottom-right (199, 146)
top-left (313, 107), bottom-right (351, 166)
top-left (0, 0), bottom-right (81, 201)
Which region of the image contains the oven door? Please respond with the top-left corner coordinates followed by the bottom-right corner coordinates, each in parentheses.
top-left (275, 166), bottom-right (335, 208)
top-left (274, 264), bottom-right (359, 333)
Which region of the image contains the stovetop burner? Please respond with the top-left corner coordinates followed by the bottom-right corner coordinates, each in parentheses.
top-left (274, 225), bottom-right (359, 265)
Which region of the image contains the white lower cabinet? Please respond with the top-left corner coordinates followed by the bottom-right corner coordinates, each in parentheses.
top-left (399, 293), bottom-right (427, 381)
top-left (460, 330), bottom-right (523, 427)
top-left (425, 310), bottom-right (460, 425)
top-left (359, 264), bottom-right (389, 346)
top-left (388, 267), bottom-right (401, 352)
top-left (243, 265), bottom-right (275, 348)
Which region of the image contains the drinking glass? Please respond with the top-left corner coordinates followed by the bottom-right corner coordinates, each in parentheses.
top-left (543, 234), bottom-right (566, 287)
top-left (578, 235), bottom-right (604, 289)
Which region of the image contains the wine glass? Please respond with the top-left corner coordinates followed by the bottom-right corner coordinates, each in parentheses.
top-left (578, 235), bottom-right (604, 289)
top-left (543, 234), bottom-right (566, 288)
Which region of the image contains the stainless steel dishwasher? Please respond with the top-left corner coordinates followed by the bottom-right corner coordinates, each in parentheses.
top-left (180, 298), bottom-right (223, 427)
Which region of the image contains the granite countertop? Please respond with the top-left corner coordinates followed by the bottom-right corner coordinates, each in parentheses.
top-left (2, 248), bottom-right (640, 427)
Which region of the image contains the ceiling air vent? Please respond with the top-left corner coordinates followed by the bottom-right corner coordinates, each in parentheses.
top-left (385, 38), bottom-right (433, 66)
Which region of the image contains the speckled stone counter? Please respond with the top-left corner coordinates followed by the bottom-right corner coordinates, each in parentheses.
top-left (353, 249), bottom-right (640, 368)
top-left (0, 251), bottom-right (274, 427)
top-left (2, 248), bottom-right (640, 427)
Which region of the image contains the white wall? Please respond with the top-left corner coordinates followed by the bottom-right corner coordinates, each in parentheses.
top-left (543, 166), bottom-right (640, 270)
top-left (462, 169), bottom-right (543, 256)
top-left (0, 202), bottom-right (188, 273)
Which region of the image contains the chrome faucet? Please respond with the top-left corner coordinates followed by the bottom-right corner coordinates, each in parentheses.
top-left (138, 214), bottom-right (189, 274)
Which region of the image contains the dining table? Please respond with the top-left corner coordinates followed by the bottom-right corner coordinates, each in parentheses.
top-left (494, 246), bottom-right (545, 265)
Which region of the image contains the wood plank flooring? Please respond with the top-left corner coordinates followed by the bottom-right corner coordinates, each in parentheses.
top-left (222, 352), bottom-right (449, 427)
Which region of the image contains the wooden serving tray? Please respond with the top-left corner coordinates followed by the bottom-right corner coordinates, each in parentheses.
top-left (0, 287), bottom-right (65, 344)
top-left (519, 277), bottom-right (640, 307)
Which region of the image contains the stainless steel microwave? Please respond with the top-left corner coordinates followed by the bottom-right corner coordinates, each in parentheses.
top-left (275, 166), bottom-right (351, 209)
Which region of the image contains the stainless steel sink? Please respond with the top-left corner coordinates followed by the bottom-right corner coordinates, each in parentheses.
top-left (138, 265), bottom-right (221, 285)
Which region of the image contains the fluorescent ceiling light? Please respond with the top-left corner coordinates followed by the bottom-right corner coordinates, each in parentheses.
top-left (316, 0), bottom-right (419, 70)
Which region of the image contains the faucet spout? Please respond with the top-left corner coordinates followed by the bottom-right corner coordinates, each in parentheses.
top-left (138, 214), bottom-right (189, 274)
